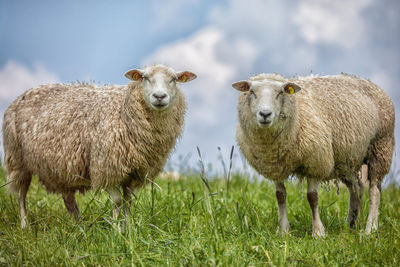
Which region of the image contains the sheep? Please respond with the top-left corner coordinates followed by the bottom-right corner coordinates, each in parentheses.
top-left (2, 64), bottom-right (197, 228)
top-left (232, 73), bottom-right (394, 237)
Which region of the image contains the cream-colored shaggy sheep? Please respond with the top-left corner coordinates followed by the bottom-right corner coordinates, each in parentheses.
top-left (233, 73), bottom-right (394, 237)
top-left (3, 64), bottom-right (196, 228)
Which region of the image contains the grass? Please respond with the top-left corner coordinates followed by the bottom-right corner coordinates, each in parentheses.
top-left (0, 166), bottom-right (399, 266)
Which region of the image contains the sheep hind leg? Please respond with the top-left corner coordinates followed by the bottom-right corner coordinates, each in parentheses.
top-left (343, 179), bottom-right (361, 228)
top-left (107, 186), bottom-right (136, 218)
top-left (107, 186), bottom-right (136, 231)
top-left (106, 186), bottom-right (137, 232)
top-left (62, 192), bottom-right (80, 220)
top-left (365, 135), bottom-right (393, 234)
top-left (5, 156), bottom-right (32, 228)
top-left (107, 187), bottom-right (123, 222)
top-left (19, 176), bottom-right (32, 228)
top-left (365, 182), bottom-right (380, 234)
top-left (358, 165), bottom-right (366, 202)
top-left (307, 179), bottom-right (325, 238)
top-left (122, 186), bottom-right (136, 217)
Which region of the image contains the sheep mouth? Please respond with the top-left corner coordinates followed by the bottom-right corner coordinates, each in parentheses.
top-left (258, 120), bottom-right (272, 126)
top-left (151, 102), bottom-right (169, 110)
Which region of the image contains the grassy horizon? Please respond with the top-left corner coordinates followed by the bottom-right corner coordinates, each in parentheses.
top-left (0, 166), bottom-right (399, 266)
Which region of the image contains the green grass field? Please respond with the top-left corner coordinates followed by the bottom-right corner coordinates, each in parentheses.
top-left (0, 165), bottom-right (399, 266)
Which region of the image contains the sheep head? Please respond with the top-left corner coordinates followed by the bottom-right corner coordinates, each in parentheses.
top-left (125, 65), bottom-right (196, 111)
top-left (233, 78), bottom-right (301, 128)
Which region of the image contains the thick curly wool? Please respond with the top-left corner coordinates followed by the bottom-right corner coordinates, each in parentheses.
top-left (236, 73), bottom-right (394, 235)
top-left (237, 74), bottom-right (394, 183)
top-left (3, 69), bottom-right (186, 195)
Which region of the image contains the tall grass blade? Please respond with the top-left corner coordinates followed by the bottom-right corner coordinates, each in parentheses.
top-left (197, 146), bottom-right (211, 193)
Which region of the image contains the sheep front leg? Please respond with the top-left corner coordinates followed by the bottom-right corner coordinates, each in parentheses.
top-left (275, 181), bottom-right (289, 233)
top-left (307, 179), bottom-right (325, 237)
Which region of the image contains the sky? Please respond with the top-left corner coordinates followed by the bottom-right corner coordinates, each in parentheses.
top-left (0, 0), bottom-right (399, 183)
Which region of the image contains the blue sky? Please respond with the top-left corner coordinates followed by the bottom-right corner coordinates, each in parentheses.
top-left (1, 0), bottom-right (399, 181)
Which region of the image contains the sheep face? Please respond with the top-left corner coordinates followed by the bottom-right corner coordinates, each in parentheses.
top-left (125, 65), bottom-right (196, 111)
top-left (233, 79), bottom-right (301, 128)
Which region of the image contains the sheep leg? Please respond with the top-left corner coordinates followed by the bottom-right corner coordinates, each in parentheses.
top-left (307, 179), bottom-right (325, 237)
top-left (107, 187), bottom-right (123, 221)
top-left (19, 177), bottom-right (32, 228)
top-left (107, 186), bottom-right (136, 218)
top-left (365, 181), bottom-right (381, 234)
top-left (343, 179), bottom-right (361, 227)
top-left (274, 181), bottom-right (289, 233)
top-left (365, 135), bottom-right (393, 234)
top-left (358, 165), bottom-right (366, 201)
top-left (122, 186), bottom-right (135, 216)
top-left (62, 192), bottom-right (80, 220)
top-left (106, 187), bottom-right (124, 232)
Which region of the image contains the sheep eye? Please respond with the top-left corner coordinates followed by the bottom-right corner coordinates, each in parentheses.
top-left (170, 78), bottom-right (176, 84)
top-left (143, 76), bottom-right (150, 82)
top-left (249, 89), bottom-right (257, 98)
top-left (276, 91), bottom-right (283, 99)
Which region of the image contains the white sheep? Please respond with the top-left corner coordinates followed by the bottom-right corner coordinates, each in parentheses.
top-left (233, 73), bottom-right (394, 237)
top-left (2, 64), bottom-right (196, 228)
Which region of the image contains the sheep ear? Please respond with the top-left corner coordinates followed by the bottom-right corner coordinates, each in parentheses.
top-left (176, 71), bottom-right (197, 83)
top-left (283, 82), bottom-right (301, 94)
top-left (232, 81), bottom-right (250, 92)
top-left (125, 69), bottom-right (144, 81)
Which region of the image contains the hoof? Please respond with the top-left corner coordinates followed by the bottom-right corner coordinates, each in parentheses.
top-left (312, 226), bottom-right (326, 238)
top-left (276, 225), bottom-right (290, 235)
top-left (365, 223), bottom-right (378, 235)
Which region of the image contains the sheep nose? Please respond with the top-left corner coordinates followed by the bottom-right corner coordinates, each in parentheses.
top-left (259, 110), bottom-right (272, 119)
top-left (152, 92), bottom-right (167, 101)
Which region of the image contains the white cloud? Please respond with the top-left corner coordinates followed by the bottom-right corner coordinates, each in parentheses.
top-left (144, 27), bottom-right (234, 85)
top-left (293, 0), bottom-right (373, 48)
top-left (0, 60), bottom-right (58, 102)
top-left (208, 0), bottom-right (318, 73)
